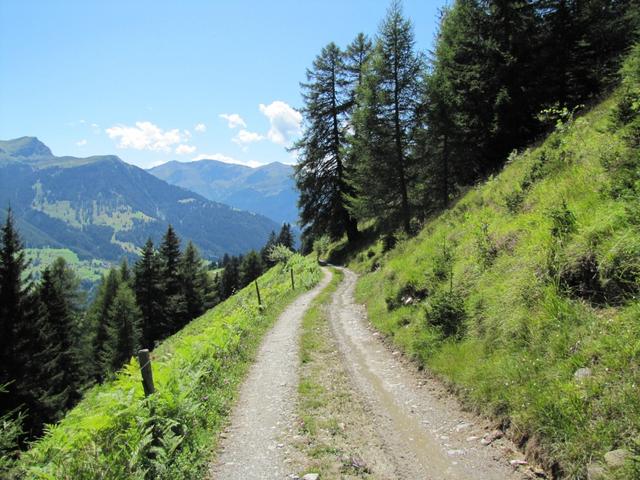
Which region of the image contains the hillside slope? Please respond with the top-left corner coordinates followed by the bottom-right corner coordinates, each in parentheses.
top-left (342, 63), bottom-right (640, 478)
top-left (0, 138), bottom-right (279, 260)
top-left (15, 255), bottom-right (321, 479)
top-left (149, 159), bottom-right (298, 225)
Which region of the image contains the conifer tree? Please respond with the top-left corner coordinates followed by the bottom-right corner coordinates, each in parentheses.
top-left (261, 231), bottom-right (277, 267)
top-left (351, 1), bottom-right (423, 232)
top-left (0, 209), bottom-right (47, 435)
top-left (90, 268), bottom-right (121, 381)
top-left (219, 256), bottom-right (240, 299)
top-left (37, 258), bottom-right (85, 414)
top-left (344, 33), bottom-right (373, 107)
top-left (240, 250), bottom-right (263, 286)
top-left (133, 239), bottom-right (164, 348)
top-left (293, 41), bottom-right (359, 242)
top-left (108, 283), bottom-right (141, 371)
top-left (159, 225), bottom-right (186, 335)
top-left (277, 223), bottom-right (295, 250)
top-left (119, 258), bottom-right (131, 285)
top-left (179, 241), bottom-right (208, 324)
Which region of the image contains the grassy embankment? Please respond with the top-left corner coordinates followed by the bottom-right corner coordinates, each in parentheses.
top-left (331, 52), bottom-right (640, 479)
top-left (16, 254), bottom-right (321, 480)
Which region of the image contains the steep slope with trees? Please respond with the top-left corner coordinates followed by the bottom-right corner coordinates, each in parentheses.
top-left (334, 44), bottom-right (640, 478)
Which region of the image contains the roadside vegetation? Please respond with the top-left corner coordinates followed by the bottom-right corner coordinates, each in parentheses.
top-left (8, 254), bottom-right (320, 479)
top-left (334, 46), bottom-right (640, 479)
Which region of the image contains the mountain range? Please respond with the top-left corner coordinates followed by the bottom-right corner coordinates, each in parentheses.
top-left (149, 159), bottom-right (298, 225)
top-left (0, 137), bottom-right (279, 261)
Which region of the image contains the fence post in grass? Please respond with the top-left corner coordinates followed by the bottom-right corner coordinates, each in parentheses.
top-left (290, 267), bottom-right (295, 290)
top-left (255, 279), bottom-right (262, 307)
top-left (137, 349), bottom-right (155, 397)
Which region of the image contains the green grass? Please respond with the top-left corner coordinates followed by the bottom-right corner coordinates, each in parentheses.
top-left (297, 268), bottom-right (372, 478)
top-left (343, 91), bottom-right (640, 479)
top-left (16, 254), bottom-right (321, 480)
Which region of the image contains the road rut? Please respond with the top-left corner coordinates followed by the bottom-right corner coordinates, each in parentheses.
top-left (326, 267), bottom-right (526, 479)
top-left (209, 268), bottom-right (332, 480)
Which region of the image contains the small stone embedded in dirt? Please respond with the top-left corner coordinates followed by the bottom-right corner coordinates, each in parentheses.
top-left (509, 459), bottom-right (528, 467)
top-left (604, 448), bottom-right (631, 468)
top-left (302, 474), bottom-right (319, 480)
top-left (447, 449), bottom-right (465, 456)
top-left (456, 422), bottom-right (473, 431)
top-left (586, 463), bottom-right (607, 480)
top-left (466, 435), bottom-right (480, 442)
top-left (481, 430), bottom-right (504, 445)
top-left (574, 367), bottom-right (593, 381)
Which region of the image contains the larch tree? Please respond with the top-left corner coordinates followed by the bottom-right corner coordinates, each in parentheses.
top-left (351, 1), bottom-right (423, 232)
top-left (293, 42), bottom-right (359, 242)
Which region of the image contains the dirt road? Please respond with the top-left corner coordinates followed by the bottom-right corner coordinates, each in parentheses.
top-left (210, 266), bottom-right (531, 479)
top-left (326, 267), bottom-right (527, 479)
top-left (209, 269), bottom-right (332, 480)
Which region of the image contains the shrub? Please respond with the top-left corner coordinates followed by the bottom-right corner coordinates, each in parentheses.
top-left (426, 289), bottom-right (466, 338)
top-left (268, 244), bottom-right (294, 264)
top-left (504, 188), bottom-right (525, 214)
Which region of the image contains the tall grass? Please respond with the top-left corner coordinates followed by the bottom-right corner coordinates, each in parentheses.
top-left (16, 254), bottom-right (321, 480)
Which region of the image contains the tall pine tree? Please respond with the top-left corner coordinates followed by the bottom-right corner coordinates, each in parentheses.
top-left (36, 258), bottom-right (86, 421)
top-left (293, 42), bottom-right (360, 242)
top-left (159, 225), bottom-right (186, 336)
top-left (133, 239), bottom-right (164, 348)
top-left (179, 241), bottom-right (208, 325)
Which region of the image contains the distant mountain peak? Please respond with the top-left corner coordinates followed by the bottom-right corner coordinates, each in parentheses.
top-left (0, 136), bottom-right (53, 158)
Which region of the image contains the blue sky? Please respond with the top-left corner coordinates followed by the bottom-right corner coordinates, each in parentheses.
top-left (0, 0), bottom-right (444, 169)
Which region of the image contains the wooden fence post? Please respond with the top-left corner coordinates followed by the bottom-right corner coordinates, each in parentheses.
top-left (290, 267), bottom-right (295, 290)
top-left (137, 349), bottom-right (155, 397)
top-left (254, 279), bottom-right (262, 307)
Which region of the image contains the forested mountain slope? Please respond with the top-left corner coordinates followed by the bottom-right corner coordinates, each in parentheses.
top-left (0, 137), bottom-right (278, 260)
top-left (339, 48), bottom-right (640, 478)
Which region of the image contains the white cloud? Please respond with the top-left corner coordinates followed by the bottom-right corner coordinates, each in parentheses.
top-left (76, 139), bottom-right (87, 147)
top-left (259, 100), bottom-right (302, 146)
top-left (194, 123), bottom-right (207, 133)
top-left (175, 144), bottom-right (196, 155)
top-left (232, 129), bottom-right (264, 147)
top-left (191, 152), bottom-right (262, 168)
top-left (105, 121), bottom-right (186, 152)
top-left (219, 113), bottom-right (247, 129)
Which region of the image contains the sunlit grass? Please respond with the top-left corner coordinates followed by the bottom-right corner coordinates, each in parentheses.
top-left (348, 93), bottom-right (640, 478)
top-left (18, 254), bottom-right (321, 480)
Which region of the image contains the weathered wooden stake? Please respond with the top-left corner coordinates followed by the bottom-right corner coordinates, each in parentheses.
top-left (254, 279), bottom-right (262, 306)
top-left (290, 267), bottom-right (295, 290)
top-left (137, 349), bottom-right (155, 397)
